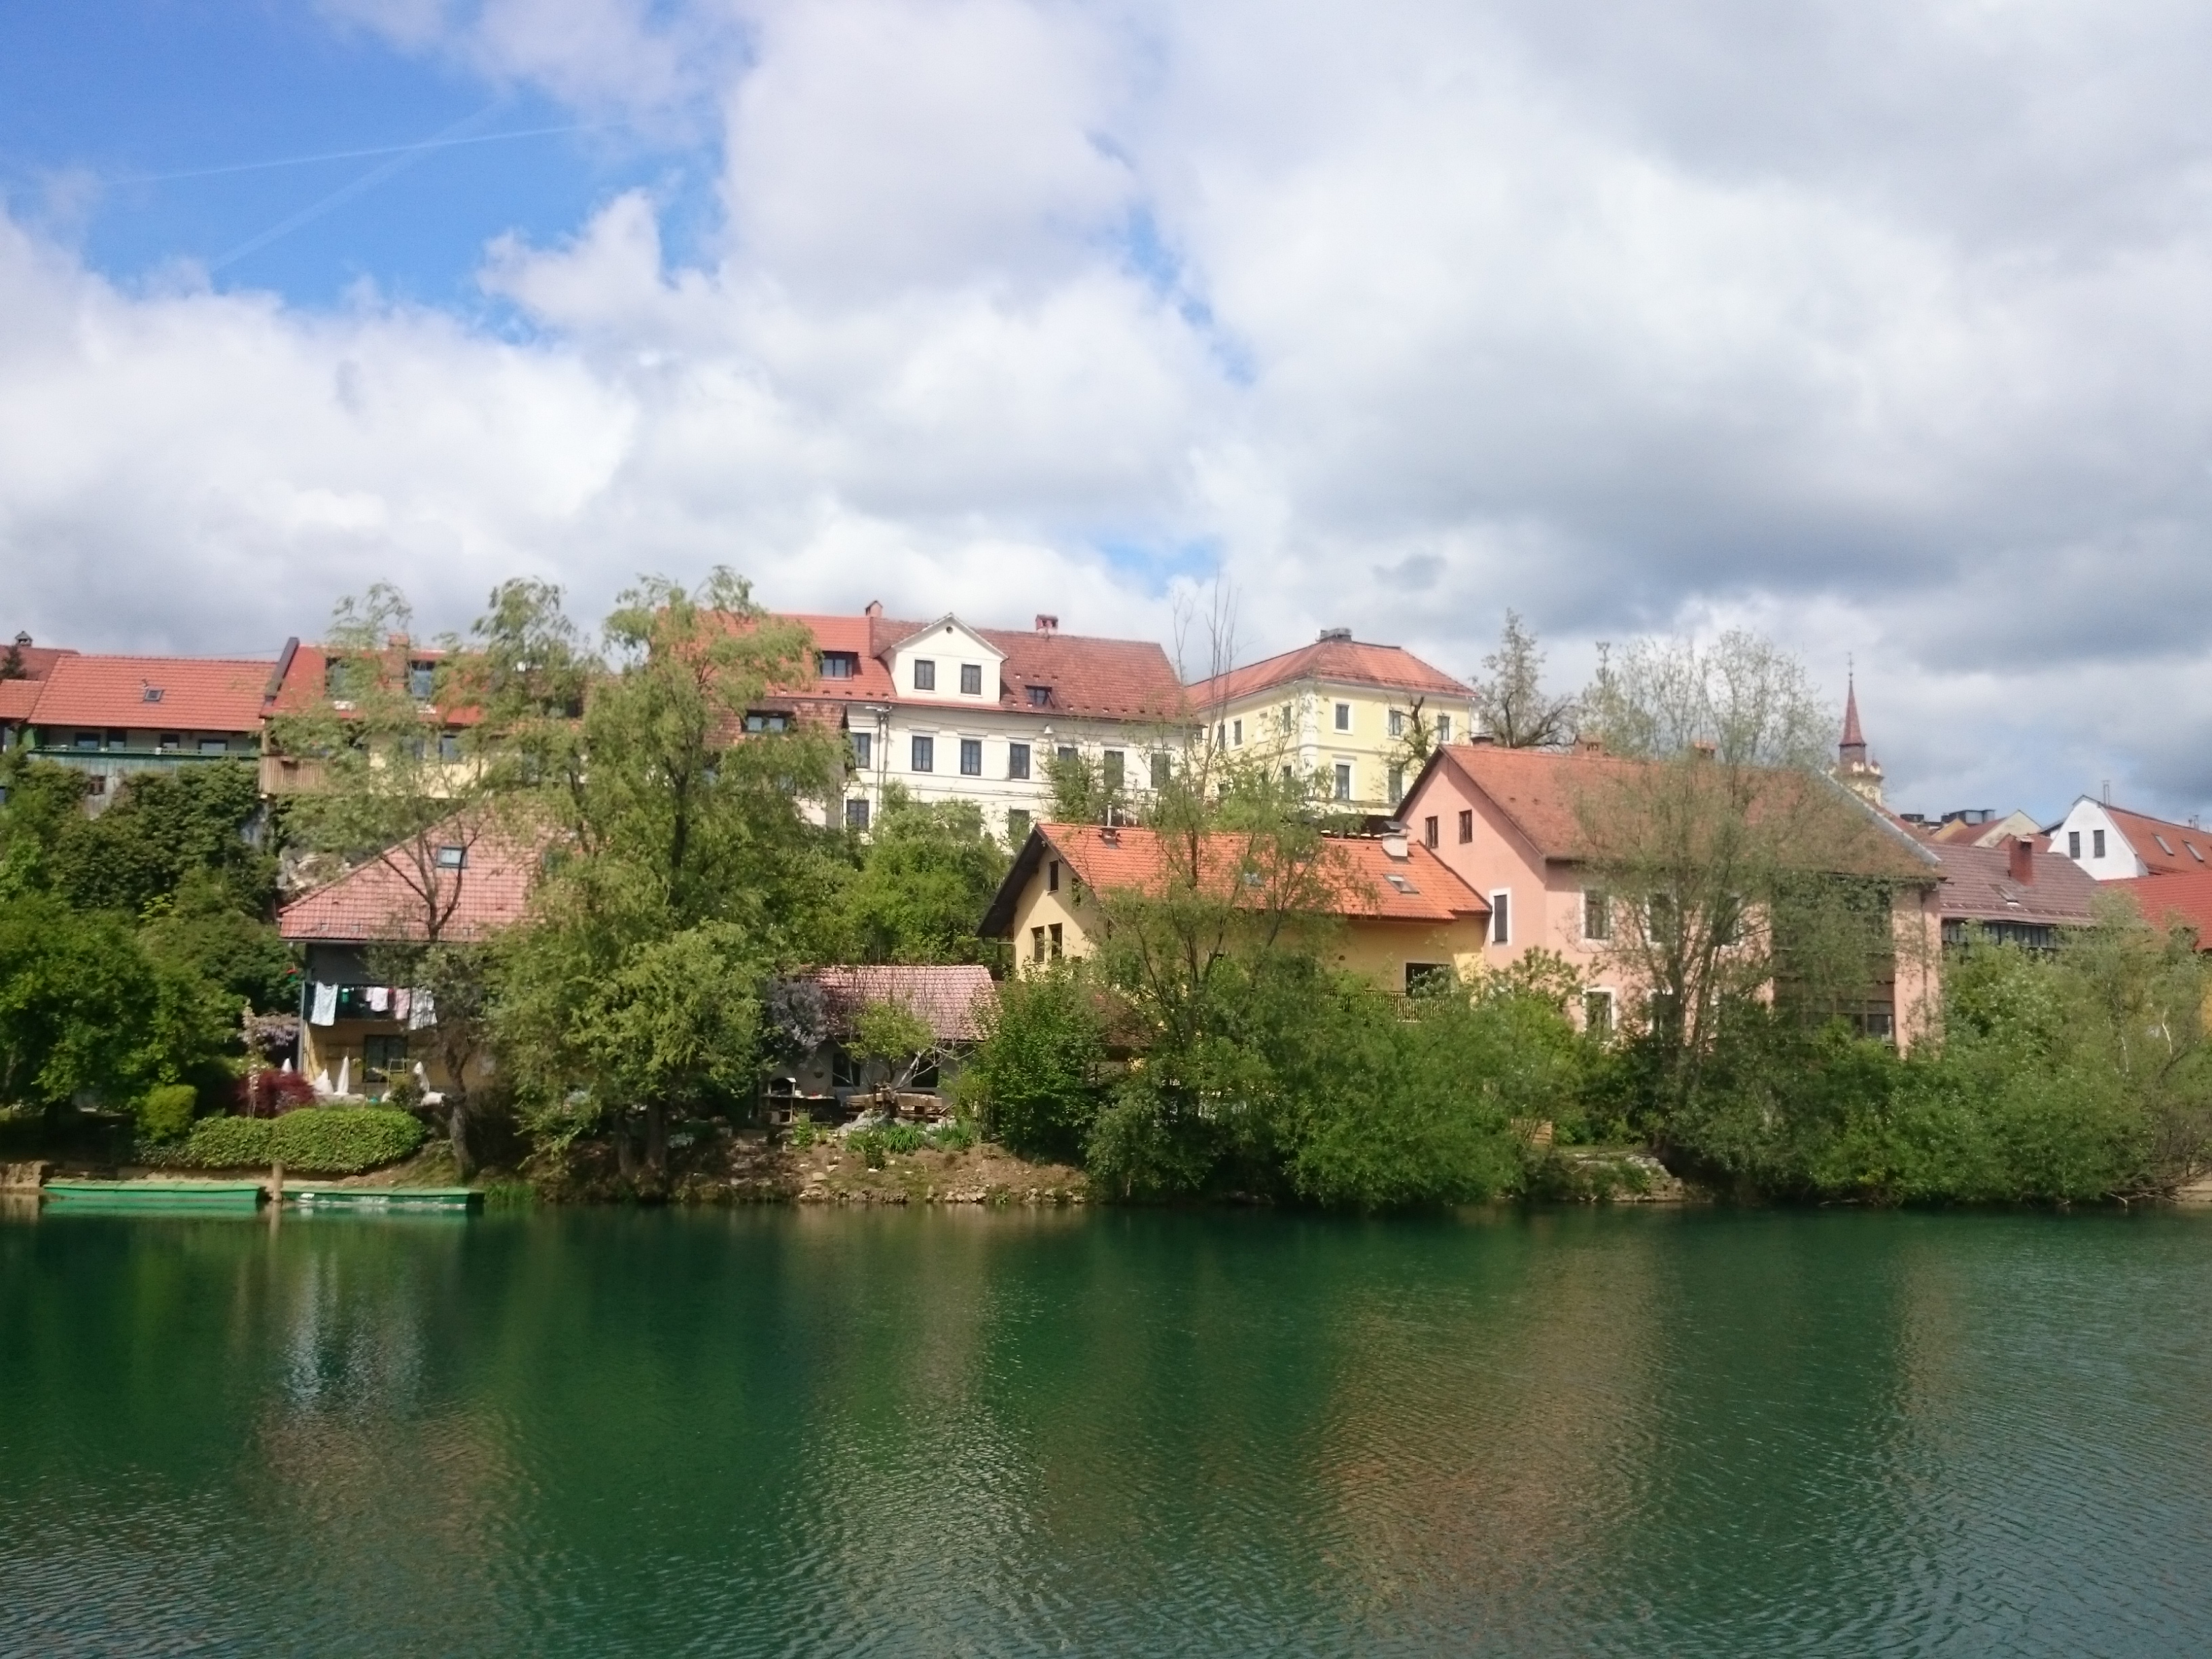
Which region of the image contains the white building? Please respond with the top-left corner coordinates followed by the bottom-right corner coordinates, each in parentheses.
top-left (769, 607), bottom-right (1184, 844)
top-left (2047, 796), bottom-right (2212, 880)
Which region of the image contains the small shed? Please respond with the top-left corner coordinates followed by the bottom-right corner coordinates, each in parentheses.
top-left (764, 964), bottom-right (996, 1122)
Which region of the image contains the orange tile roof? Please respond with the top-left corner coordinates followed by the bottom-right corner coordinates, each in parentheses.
top-left (278, 823), bottom-right (538, 943)
top-left (2113, 873), bottom-right (2212, 947)
top-left (26, 653), bottom-right (271, 733)
top-left (1418, 742), bottom-right (1937, 880)
top-left (2103, 805), bottom-right (2212, 874)
top-left (1927, 840), bottom-right (2099, 926)
top-left (1186, 636), bottom-right (1471, 707)
top-left (802, 965), bottom-right (998, 1043)
top-left (0, 641), bottom-right (78, 680)
top-left (0, 680), bottom-right (41, 722)
top-left (987, 822), bottom-right (1489, 933)
top-left (765, 612), bottom-right (1184, 722)
top-left (265, 642), bottom-right (483, 726)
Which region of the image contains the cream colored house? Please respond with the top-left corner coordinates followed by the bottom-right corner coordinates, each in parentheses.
top-left (1184, 630), bottom-right (1475, 814)
top-left (980, 821), bottom-right (1493, 995)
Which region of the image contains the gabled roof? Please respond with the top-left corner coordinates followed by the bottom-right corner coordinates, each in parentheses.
top-left (1410, 741), bottom-right (1938, 880)
top-left (2115, 873), bottom-right (2212, 948)
top-left (27, 653), bottom-right (272, 733)
top-left (1927, 840), bottom-right (2099, 926)
top-left (1186, 636), bottom-right (1471, 708)
top-left (277, 823), bottom-right (538, 943)
top-left (767, 611), bottom-right (1182, 722)
top-left (2098, 802), bottom-right (2212, 874)
top-left (1, 640), bottom-right (77, 681)
top-left (884, 614), bottom-right (1004, 660)
top-left (800, 964), bottom-right (997, 1043)
top-left (981, 821), bottom-right (1490, 936)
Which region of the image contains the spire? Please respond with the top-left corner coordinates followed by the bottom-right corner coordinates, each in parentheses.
top-left (1839, 671), bottom-right (1866, 763)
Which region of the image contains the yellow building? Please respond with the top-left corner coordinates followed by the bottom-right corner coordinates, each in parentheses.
top-left (980, 821), bottom-right (1494, 996)
top-left (1184, 629), bottom-right (1477, 814)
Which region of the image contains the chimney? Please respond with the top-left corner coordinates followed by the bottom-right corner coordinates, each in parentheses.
top-left (864, 600), bottom-right (882, 618)
top-left (1380, 830), bottom-right (1410, 861)
top-left (1692, 739), bottom-right (1717, 761)
top-left (2009, 836), bottom-right (2034, 885)
top-left (12, 632), bottom-right (28, 648)
top-left (1035, 615), bottom-right (1059, 636)
top-left (1317, 627), bottom-right (1352, 643)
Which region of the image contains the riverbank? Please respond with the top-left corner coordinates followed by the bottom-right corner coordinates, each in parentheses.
top-left (524, 1128), bottom-right (1089, 1206)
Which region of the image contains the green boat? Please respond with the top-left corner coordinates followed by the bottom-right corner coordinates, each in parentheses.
top-left (41, 1180), bottom-right (267, 1211)
top-left (285, 1186), bottom-right (481, 1212)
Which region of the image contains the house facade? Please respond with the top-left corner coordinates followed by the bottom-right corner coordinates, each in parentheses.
top-left (2048, 796), bottom-right (2212, 880)
top-left (3, 648), bottom-right (272, 808)
top-left (1397, 740), bottom-right (1943, 1041)
top-left (767, 607), bottom-right (1184, 845)
top-left (980, 821), bottom-right (1492, 994)
top-left (1184, 630), bottom-right (1476, 814)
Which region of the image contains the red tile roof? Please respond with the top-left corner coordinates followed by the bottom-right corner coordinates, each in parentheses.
top-left (987, 822), bottom-right (1489, 932)
top-left (0, 680), bottom-right (41, 722)
top-left (2103, 805), bottom-right (2212, 875)
top-left (1928, 840), bottom-right (2100, 926)
top-left (278, 823), bottom-right (538, 943)
top-left (766, 612), bottom-right (1183, 722)
top-left (264, 642), bottom-right (482, 726)
top-left (803, 965), bottom-right (998, 1042)
top-left (1417, 742), bottom-right (1937, 880)
top-left (1186, 636), bottom-right (1471, 707)
top-left (26, 653), bottom-right (271, 733)
top-left (1, 641), bottom-right (78, 680)
top-left (2113, 873), bottom-right (2212, 947)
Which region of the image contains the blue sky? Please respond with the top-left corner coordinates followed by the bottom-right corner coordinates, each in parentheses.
top-left (3, 0), bottom-right (2212, 821)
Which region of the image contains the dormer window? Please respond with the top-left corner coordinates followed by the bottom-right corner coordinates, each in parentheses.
top-left (409, 661), bottom-right (436, 700)
top-left (913, 659), bottom-right (937, 691)
top-left (819, 651), bottom-right (859, 680)
top-left (1027, 685), bottom-right (1051, 708)
top-left (960, 663), bottom-right (983, 695)
top-left (743, 711), bottom-right (791, 733)
top-left (435, 845), bottom-right (466, 869)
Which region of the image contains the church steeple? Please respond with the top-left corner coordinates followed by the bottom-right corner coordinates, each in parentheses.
top-left (1833, 669), bottom-right (1884, 806)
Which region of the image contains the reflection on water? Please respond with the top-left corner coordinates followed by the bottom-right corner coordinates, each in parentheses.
top-left (3, 1205), bottom-right (2211, 1656)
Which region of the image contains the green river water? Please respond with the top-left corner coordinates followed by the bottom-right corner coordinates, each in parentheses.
top-left (3, 1203), bottom-right (2209, 1656)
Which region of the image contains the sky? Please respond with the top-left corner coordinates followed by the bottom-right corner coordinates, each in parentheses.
top-left (2, 0), bottom-right (2210, 823)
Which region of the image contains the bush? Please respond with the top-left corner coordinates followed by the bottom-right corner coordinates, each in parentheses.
top-left (134, 1083), bottom-right (200, 1145)
top-left (847, 1123), bottom-right (925, 1167)
top-left (269, 1108), bottom-right (426, 1174)
top-left (962, 964), bottom-right (1110, 1162)
top-left (182, 1114), bottom-right (275, 1168)
top-left (234, 1070), bottom-right (319, 1116)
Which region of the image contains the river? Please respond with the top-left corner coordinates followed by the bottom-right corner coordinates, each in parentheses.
top-left (3, 1204), bottom-right (2208, 1655)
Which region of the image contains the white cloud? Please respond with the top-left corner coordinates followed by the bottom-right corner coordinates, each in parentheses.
top-left (9, 0), bottom-right (2212, 818)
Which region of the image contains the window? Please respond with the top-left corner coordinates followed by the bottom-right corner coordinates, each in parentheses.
top-left (1388, 765), bottom-right (1404, 802)
top-left (845, 797), bottom-right (871, 830)
top-left (1103, 750), bottom-right (1125, 790)
top-left (158, 733), bottom-right (180, 752)
top-left (405, 736), bottom-right (428, 762)
top-left (1048, 923), bottom-right (1063, 960)
top-left (1583, 989), bottom-right (1615, 1041)
top-left (743, 711), bottom-right (790, 733)
top-left (324, 659), bottom-right (348, 697)
top-left (911, 735), bottom-right (935, 772)
top-left (2192, 843), bottom-right (2206, 863)
top-left (2156, 834), bottom-right (2175, 856)
top-left (1583, 890), bottom-right (1611, 941)
top-left (435, 845), bottom-right (466, 869)
top-left (2068, 830), bottom-right (2081, 859)
top-left (912, 658), bottom-right (937, 691)
top-left (1048, 859), bottom-right (1060, 893)
top-left (1490, 890), bottom-right (1511, 946)
top-left (1007, 808), bottom-right (1031, 842)
top-left (819, 651), bottom-right (858, 679)
top-left (142, 685), bottom-right (164, 704)
top-left (960, 738), bottom-right (983, 776)
top-left (1027, 684), bottom-right (1051, 708)
top-left (1334, 762), bottom-right (1352, 800)
top-left (960, 663), bottom-right (983, 696)
top-left (197, 737), bottom-right (228, 755)
top-left (1458, 809), bottom-right (1473, 844)
top-left (852, 731), bottom-right (873, 768)
top-left (408, 661), bottom-right (435, 700)
top-left (1232, 718), bottom-right (1243, 745)
top-left (1151, 752), bottom-right (1170, 790)
top-left (1031, 926), bottom-right (1048, 965)
top-left (1008, 742), bottom-right (1031, 780)
top-left (439, 731), bottom-right (461, 761)
top-left (1334, 701), bottom-right (1351, 731)
top-left (1423, 815), bottom-right (1439, 848)
top-left (1406, 962), bottom-right (1451, 995)
top-left (2093, 829), bottom-right (2106, 859)
top-left (1435, 714), bottom-right (1452, 743)
top-left (108, 729), bottom-right (128, 750)
top-left (1057, 744), bottom-right (1078, 765)
top-left (1389, 709), bottom-right (1405, 737)
top-left (363, 1033), bottom-right (410, 1086)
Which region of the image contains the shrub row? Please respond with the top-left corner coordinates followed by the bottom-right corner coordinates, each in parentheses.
top-left (180, 1108), bottom-right (426, 1174)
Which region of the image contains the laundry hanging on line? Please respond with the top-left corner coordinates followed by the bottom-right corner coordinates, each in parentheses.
top-left (310, 982), bottom-right (338, 1026)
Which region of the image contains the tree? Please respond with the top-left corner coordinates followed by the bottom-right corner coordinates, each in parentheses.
top-left (962, 963), bottom-right (1111, 1162)
top-left (49, 761), bottom-right (275, 918)
top-left (493, 570), bottom-right (845, 1184)
top-left (839, 786), bottom-right (1010, 965)
top-left (1470, 611), bottom-right (1578, 748)
top-left (0, 895), bottom-right (154, 1115)
top-left (849, 999), bottom-right (949, 1099)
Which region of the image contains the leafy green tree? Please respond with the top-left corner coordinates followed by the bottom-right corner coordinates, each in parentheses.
top-left (0, 895), bottom-right (152, 1113)
top-left (962, 964), bottom-right (1111, 1161)
top-left (839, 786), bottom-right (1009, 964)
top-left (48, 761), bottom-right (274, 917)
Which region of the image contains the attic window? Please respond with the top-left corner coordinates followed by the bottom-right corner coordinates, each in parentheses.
top-left (2192, 844), bottom-right (2205, 862)
top-left (960, 663), bottom-right (983, 695)
top-left (2156, 834), bottom-right (2175, 855)
top-left (744, 711), bottom-right (790, 733)
top-left (142, 685), bottom-right (164, 703)
top-left (1385, 872), bottom-right (1416, 893)
top-left (912, 659), bottom-right (937, 691)
top-left (1027, 685), bottom-right (1051, 708)
top-left (435, 845), bottom-right (466, 869)
top-left (409, 661), bottom-right (436, 700)
top-left (819, 651), bottom-right (859, 680)
top-left (1243, 870), bottom-right (1263, 888)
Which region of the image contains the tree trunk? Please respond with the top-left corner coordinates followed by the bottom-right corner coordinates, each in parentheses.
top-left (642, 1099), bottom-right (668, 1183)
top-left (447, 1094), bottom-right (476, 1181)
top-left (615, 1114), bottom-right (640, 1182)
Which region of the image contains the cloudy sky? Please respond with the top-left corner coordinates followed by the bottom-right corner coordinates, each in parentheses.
top-left (2, 0), bottom-right (2208, 820)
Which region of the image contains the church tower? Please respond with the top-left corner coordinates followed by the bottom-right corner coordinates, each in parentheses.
top-left (1833, 674), bottom-right (1885, 806)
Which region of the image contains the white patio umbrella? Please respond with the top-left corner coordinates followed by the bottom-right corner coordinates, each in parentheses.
top-left (335, 1054), bottom-right (350, 1097)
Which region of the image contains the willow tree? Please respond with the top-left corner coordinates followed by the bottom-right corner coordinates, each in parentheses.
top-left (493, 570), bottom-right (845, 1184)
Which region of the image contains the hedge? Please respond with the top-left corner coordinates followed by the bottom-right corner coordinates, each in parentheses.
top-left (180, 1109), bottom-right (425, 1174)
top-left (135, 1084), bottom-right (200, 1145)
